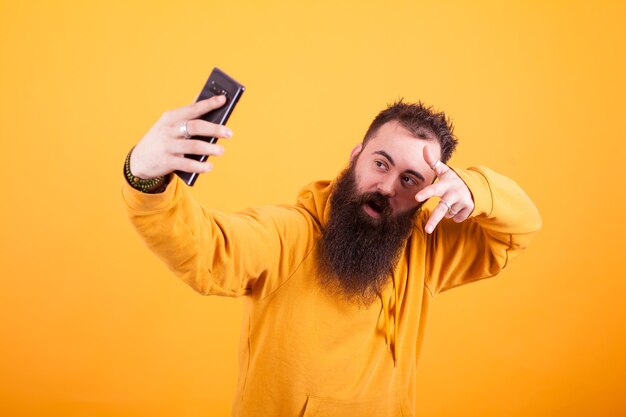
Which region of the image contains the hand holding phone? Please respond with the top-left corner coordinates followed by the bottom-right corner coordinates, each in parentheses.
top-left (175, 68), bottom-right (245, 186)
top-left (128, 68), bottom-right (244, 185)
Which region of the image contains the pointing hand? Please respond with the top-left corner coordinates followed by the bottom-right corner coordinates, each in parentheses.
top-left (415, 147), bottom-right (474, 234)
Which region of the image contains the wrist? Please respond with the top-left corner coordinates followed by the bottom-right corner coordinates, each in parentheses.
top-left (124, 147), bottom-right (169, 193)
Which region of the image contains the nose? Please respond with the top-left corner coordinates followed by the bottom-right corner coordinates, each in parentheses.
top-left (376, 176), bottom-right (396, 197)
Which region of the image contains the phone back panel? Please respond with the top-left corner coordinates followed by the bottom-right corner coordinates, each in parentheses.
top-left (175, 68), bottom-right (245, 186)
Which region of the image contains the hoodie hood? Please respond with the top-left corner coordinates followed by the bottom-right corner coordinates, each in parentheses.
top-left (295, 179), bottom-right (334, 230)
top-left (294, 179), bottom-right (402, 367)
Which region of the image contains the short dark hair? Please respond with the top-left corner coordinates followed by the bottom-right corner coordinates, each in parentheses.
top-left (363, 99), bottom-right (458, 163)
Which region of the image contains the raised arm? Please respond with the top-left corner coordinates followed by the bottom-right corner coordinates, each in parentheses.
top-left (415, 147), bottom-right (542, 294)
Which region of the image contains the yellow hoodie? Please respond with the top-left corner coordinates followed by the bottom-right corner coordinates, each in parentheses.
top-left (122, 165), bottom-right (541, 417)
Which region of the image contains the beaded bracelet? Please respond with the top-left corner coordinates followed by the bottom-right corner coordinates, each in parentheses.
top-left (124, 147), bottom-right (168, 193)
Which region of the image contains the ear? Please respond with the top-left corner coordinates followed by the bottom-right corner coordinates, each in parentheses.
top-left (349, 143), bottom-right (363, 162)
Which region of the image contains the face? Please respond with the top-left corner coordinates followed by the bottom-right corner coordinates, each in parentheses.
top-left (315, 121), bottom-right (442, 305)
top-left (351, 120), bottom-right (441, 218)
top-left (317, 161), bottom-right (419, 306)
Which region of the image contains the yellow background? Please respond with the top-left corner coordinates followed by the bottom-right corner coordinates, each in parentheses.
top-left (1, 0), bottom-right (625, 416)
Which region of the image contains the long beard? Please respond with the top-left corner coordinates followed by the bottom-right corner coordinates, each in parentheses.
top-left (316, 164), bottom-right (419, 306)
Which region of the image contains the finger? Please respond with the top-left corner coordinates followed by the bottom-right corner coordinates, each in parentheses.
top-left (444, 205), bottom-right (459, 219)
top-left (169, 156), bottom-right (214, 174)
top-left (415, 182), bottom-right (447, 202)
top-left (164, 95), bottom-right (228, 122)
top-left (424, 201), bottom-right (449, 234)
top-left (169, 119), bottom-right (233, 139)
top-left (167, 139), bottom-right (225, 157)
top-left (439, 198), bottom-right (458, 219)
top-left (185, 95), bottom-right (229, 119)
top-left (423, 146), bottom-right (450, 178)
top-left (189, 119), bottom-right (233, 139)
top-left (451, 206), bottom-right (472, 223)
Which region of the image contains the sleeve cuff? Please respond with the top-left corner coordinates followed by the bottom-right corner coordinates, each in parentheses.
top-left (121, 174), bottom-right (180, 213)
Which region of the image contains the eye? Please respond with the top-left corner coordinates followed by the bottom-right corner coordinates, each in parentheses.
top-left (374, 160), bottom-right (388, 171)
top-left (401, 175), bottom-right (417, 186)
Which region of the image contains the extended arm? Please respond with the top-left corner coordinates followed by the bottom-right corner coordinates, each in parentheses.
top-left (122, 96), bottom-right (314, 298)
top-left (123, 177), bottom-right (313, 298)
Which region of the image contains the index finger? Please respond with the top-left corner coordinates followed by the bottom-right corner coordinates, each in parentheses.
top-left (170, 95), bottom-right (228, 121)
top-left (423, 146), bottom-right (450, 178)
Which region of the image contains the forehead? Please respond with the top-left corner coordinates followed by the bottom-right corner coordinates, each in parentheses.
top-left (364, 120), bottom-right (441, 160)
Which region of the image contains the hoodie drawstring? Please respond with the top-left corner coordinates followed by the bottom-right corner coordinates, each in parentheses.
top-left (393, 279), bottom-right (399, 368)
top-left (380, 277), bottom-right (399, 368)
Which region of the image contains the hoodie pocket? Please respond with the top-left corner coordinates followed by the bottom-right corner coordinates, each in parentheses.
top-left (302, 391), bottom-right (413, 417)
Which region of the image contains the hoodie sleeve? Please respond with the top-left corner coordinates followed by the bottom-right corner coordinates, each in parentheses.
top-left (122, 176), bottom-right (317, 299)
top-left (423, 166), bottom-right (542, 295)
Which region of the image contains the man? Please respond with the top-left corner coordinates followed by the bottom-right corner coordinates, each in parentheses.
top-left (122, 95), bottom-right (542, 417)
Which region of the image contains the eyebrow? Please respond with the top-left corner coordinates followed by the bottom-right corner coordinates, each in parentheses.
top-left (374, 150), bottom-right (425, 182)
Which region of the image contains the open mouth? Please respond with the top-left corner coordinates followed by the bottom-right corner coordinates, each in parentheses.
top-left (363, 197), bottom-right (388, 218)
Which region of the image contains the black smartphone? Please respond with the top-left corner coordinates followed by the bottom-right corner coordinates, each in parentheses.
top-left (175, 67), bottom-right (245, 186)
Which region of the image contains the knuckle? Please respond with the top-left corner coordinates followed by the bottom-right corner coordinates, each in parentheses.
top-left (195, 161), bottom-right (212, 172)
top-left (186, 102), bottom-right (199, 116)
top-left (163, 155), bottom-right (177, 171)
top-left (161, 110), bottom-right (174, 122)
top-left (198, 97), bottom-right (216, 110)
top-left (183, 159), bottom-right (200, 173)
top-left (185, 159), bottom-right (199, 172)
top-left (185, 119), bottom-right (196, 136)
top-left (193, 100), bottom-right (207, 112)
top-left (162, 140), bottom-right (175, 154)
top-left (189, 140), bottom-right (207, 155)
top-left (210, 144), bottom-right (224, 155)
top-left (445, 191), bottom-right (458, 202)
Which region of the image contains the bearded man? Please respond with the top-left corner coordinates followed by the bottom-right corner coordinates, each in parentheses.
top-left (122, 95), bottom-right (542, 417)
